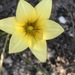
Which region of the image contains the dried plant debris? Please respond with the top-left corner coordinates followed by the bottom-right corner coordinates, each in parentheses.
top-left (0, 0), bottom-right (75, 75)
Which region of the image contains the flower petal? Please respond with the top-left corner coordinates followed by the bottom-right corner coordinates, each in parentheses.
top-left (43, 20), bottom-right (64, 40)
top-left (30, 40), bottom-right (47, 62)
top-left (9, 28), bottom-right (28, 53)
top-left (16, 0), bottom-right (37, 24)
top-left (35, 0), bottom-right (52, 20)
top-left (0, 17), bottom-right (19, 34)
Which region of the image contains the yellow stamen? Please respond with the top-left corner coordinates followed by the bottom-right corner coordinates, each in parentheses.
top-left (28, 26), bottom-right (34, 30)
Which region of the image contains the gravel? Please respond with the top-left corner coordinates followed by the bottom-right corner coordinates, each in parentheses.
top-left (0, 0), bottom-right (75, 75)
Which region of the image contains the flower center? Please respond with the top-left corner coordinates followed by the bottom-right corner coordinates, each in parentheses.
top-left (24, 21), bottom-right (43, 42)
top-left (28, 25), bottom-right (34, 31)
top-left (24, 22), bottom-right (35, 34)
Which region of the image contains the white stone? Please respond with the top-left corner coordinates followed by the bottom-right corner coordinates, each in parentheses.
top-left (13, 69), bottom-right (19, 75)
top-left (4, 57), bottom-right (13, 64)
top-left (51, 72), bottom-right (57, 75)
top-left (58, 16), bottom-right (66, 24)
top-left (67, 73), bottom-right (71, 75)
top-left (69, 33), bottom-right (74, 37)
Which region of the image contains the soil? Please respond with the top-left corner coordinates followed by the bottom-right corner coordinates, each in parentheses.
top-left (0, 0), bottom-right (75, 75)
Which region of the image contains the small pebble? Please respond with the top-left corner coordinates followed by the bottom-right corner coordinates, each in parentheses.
top-left (58, 16), bottom-right (66, 24)
top-left (51, 72), bottom-right (57, 75)
top-left (13, 69), bottom-right (19, 75)
top-left (19, 68), bottom-right (25, 75)
top-left (69, 33), bottom-right (74, 37)
top-left (36, 71), bottom-right (44, 75)
top-left (22, 53), bottom-right (27, 57)
top-left (67, 73), bottom-right (71, 75)
top-left (4, 57), bottom-right (13, 65)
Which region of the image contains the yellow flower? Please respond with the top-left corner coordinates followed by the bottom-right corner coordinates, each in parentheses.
top-left (0, 0), bottom-right (64, 62)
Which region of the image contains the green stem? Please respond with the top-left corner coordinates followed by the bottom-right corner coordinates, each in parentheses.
top-left (19, 54), bottom-right (50, 75)
top-left (0, 34), bottom-right (10, 75)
